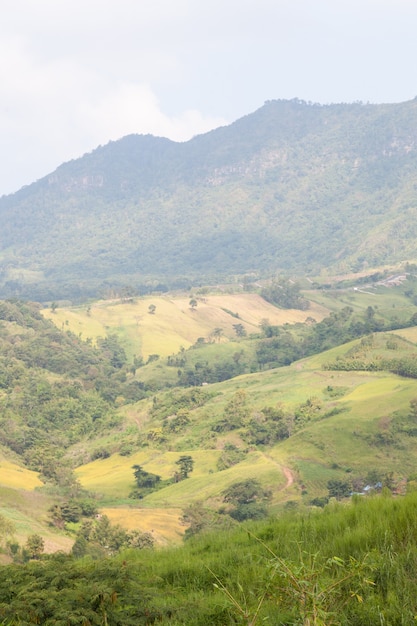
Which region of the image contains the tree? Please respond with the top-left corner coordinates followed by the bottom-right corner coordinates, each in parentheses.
top-left (97, 334), bottom-right (127, 369)
top-left (211, 327), bottom-right (223, 343)
top-left (148, 304), bottom-right (156, 315)
top-left (233, 323), bottom-right (247, 337)
top-left (189, 298), bottom-right (198, 310)
top-left (219, 389), bottom-right (250, 431)
top-left (244, 406), bottom-right (290, 445)
top-left (72, 514), bottom-right (153, 557)
top-left (222, 479), bottom-right (269, 505)
top-left (410, 397), bottom-right (417, 420)
top-left (261, 278), bottom-right (309, 310)
top-left (181, 501), bottom-right (233, 539)
top-left (25, 534), bottom-right (45, 560)
top-left (175, 455), bottom-right (194, 480)
top-left (132, 465), bottom-right (161, 489)
top-left (222, 479), bottom-right (271, 521)
top-left (217, 444), bottom-right (246, 471)
top-left (327, 479), bottom-right (351, 500)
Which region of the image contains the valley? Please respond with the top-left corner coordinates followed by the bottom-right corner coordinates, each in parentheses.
top-left (2, 98), bottom-right (417, 622)
top-left (0, 271), bottom-right (416, 554)
top-left (1, 275), bottom-right (417, 622)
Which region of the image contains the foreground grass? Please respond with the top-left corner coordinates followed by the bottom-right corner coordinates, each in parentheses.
top-left (3, 493), bottom-right (417, 624)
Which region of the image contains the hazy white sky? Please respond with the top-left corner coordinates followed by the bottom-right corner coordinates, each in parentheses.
top-left (1, 0), bottom-right (417, 195)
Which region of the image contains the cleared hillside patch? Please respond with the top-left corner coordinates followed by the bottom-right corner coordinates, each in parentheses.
top-left (43, 293), bottom-right (329, 360)
top-left (142, 451), bottom-right (286, 508)
top-left (75, 449), bottom-right (222, 500)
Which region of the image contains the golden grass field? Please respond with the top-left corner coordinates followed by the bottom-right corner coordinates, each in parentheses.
top-left (0, 458), bottom-right (42, 490)
top-left (101, 507), bottom-right (184, 545)
top-left (0, 457), bottom-right (74, 555)
top-left (43, 293), bottom-right (329, 359)
top-left (392, 327), bottom-right (417, 343)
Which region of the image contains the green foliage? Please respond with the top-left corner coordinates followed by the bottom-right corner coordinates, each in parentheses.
top-left (24, 534), bottom-right (44, 560)
top-left (232, 322), bottom-right (246, 337)
top-left (6, 100), bottom-right (417, 299)
top-left (222, 478), bottom-right (272, 521)
top-left (132, 464), bottom-right (161, 489)
top-left (175, 455), bottom-right (194, 480)
top-left (181, 501), bottom-right (235, 539)
top-left (261, 277), bottom-right (310, 310)
top-left (212, 389), bottom-right (250, 432)
top-left (0, 555), bottom-right (163, 624)
top-left (0, 301), bottom-right (151, 477)
top-left (216, 444), bottom-right (246, 471)
top-left (150, 387), bottom-right (213, 420)
top-left (96, 334), bottom-right (127, 369)
top-left (255, 330), bottom-right (301, 369)
top-left (164, 408), bottom-right (190, 433)
top-left (327, 479), bottom-right (351, 500)
top-left (72, 514), bottom-right (154, 558)
top-left (244, 406), bottom-right (290, 445)
top-left (4, 494), bottom-right (417, 622)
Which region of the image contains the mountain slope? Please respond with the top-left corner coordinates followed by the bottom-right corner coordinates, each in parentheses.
top-left (2, 98), bottom-right (417, 299)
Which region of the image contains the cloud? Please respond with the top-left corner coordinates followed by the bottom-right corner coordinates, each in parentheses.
top-left (83, 83), bottom-right (226, 142)
top-left (0, 22), bottom-right (226, 194)
top-left (1, 0), bottom-right (417, 194)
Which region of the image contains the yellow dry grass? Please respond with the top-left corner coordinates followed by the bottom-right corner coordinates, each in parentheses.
top-left (392, 327), bottom-right (417, 344)
top-left (43, 293), bottom-right (329, 359)
top-left (185, 293), bottom-right (328, 326)
top-left (0, 460), bottom-right (42, 490)
top-left (101, 506), bottom-right (184, 545)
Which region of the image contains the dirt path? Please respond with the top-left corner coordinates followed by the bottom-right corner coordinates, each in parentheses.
top-left (280, 465), bottom-right (294, 490)
top-left (262, 453), bottom-right (295, 491)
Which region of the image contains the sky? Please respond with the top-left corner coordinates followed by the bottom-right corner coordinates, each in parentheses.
top-left (1, 0), bottom-right (417, 196)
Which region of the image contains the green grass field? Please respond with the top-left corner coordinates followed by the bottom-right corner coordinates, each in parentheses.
top-left (0, 486), bottom-right (73, 554)
top-left (71, 325), bottom-right (417, 541)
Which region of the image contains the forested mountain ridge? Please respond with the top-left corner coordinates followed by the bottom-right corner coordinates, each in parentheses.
top-left (2, 98), bottom-right (417, 299)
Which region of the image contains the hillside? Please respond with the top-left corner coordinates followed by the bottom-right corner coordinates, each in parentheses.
top-left (41, 292), bottom-right (329, 360)
top-left (0, 282), bottom-right (416, 552)
top-left (2, 99), bottom-right (417, 299)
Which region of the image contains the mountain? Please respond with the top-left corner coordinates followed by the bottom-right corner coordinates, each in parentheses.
top-left (2, 98), bottom-right (417, 300)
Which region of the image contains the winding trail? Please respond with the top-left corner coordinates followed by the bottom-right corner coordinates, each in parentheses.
top-left (262, 453), bottom-right (295, 491)
top-left (280, 465), bottom-right (295, 490)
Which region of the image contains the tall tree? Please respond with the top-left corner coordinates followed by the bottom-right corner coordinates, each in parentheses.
top-left (175, 455), bottom-right (194, 480)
